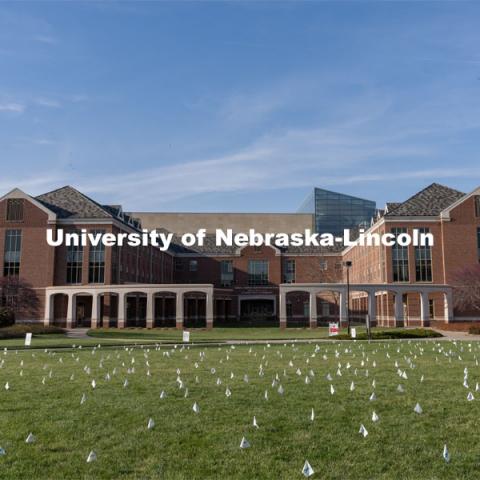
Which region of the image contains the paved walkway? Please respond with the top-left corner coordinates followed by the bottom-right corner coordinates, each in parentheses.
top-left (65, 328), bottom-right (90, 339)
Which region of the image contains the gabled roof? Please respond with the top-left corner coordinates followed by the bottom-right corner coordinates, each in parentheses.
top-left (385, 202), bottom-right (401, 213)
top-left (385, 183), bottom-right (465, 217)
top-left (35, 186), bottom-right (141, 230)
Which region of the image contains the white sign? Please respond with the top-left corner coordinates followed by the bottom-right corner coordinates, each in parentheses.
top-left (351, 327), bottom-right (357, 338)
top-left (25, 332), bottom-right (32, 346)
top-left (328, 323), bottom-right (339, 336)
top-left (182, 331), bottom-right (190, 342)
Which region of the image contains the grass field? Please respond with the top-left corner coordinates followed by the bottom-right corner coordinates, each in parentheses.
top-left (0, 326), bottom-right (441, 349)
top-left (0, 338), bottom-right (478, 479)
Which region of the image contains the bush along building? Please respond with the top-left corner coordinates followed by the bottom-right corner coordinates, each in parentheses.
top-left (0, 183), bottom-right (479, 329)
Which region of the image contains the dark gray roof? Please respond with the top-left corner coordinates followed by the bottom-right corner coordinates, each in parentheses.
top-left (385, 183), bottom-right (465, 217)
top-left (385, 202), bottom-right (401, 213)
top-left (169, 233), bottom-right (343, 256)
top-left (35, 186), bottom-right (141, 230)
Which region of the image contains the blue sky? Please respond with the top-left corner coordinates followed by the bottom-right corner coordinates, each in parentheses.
top-left (1, 1), bottom-right (480, 212)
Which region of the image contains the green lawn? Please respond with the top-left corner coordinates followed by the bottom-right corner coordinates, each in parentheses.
top-left (87, 327), bottom-right (441, 343)
top-left (0, 340), bottom-right (477, 478)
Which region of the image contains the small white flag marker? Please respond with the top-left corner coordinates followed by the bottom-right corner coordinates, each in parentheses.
top-left (86, 451), bottom-right (97, 463)
top-left (359, 424), bottom-right (368, 437)
top-left (310, 408), bottom-right (315, 422)
top-left (25, 433), bottom-right (36, 444)
top-left (0, 447), bottom-right (5, 455)
top-left (369, 392), bottom-right (377, 401)
top-left (302, 460), bottom-right (314, 477)
top-left (80, 393), bottom-right (86, 405)
top-left (239, 437), bottom-right (250, 449)
top-left (467, 392), bottom-right (474, 401)
top-left (253, 416), bottom-right (259, 428)
top-left (147, 418), bottom-right (155, 430)
top-left (414, 403), bottom-right (423, 414)
top-left (443, 444), bottom-right (450, 463)
top-left (193, 402), bottom-right (200, 413)
top-left (372, 411), bottom-right (379, 422)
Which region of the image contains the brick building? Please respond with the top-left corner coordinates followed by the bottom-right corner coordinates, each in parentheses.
top-left (0, 183), bottom-right (479, 329)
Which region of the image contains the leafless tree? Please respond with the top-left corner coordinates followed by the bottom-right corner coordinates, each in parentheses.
top-left (452, 265), bottom-right (480, 313)
top-left (0, 276), bottom-right (40, 321)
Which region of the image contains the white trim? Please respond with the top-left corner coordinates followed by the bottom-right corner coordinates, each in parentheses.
top-left (440, 186), bottom-right (480, 219)
top-left (0, 188), bottom-right (57, 222)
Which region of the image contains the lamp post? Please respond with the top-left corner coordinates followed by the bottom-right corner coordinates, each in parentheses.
top-left (344, 261), bottom-right (352, 336)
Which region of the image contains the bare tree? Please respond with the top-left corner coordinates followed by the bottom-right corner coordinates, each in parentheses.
top-left (452, 265), bottom-right (480, 313)
top-left (0, 276), bottom-right (40, 323)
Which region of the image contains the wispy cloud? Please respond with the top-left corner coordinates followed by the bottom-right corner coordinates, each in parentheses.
top-left (0, 102), bottom-right (25, 113)
top-left (34, 97), bottom-right (61, 108)
top-left (33, 34), bottom-right (57, 45)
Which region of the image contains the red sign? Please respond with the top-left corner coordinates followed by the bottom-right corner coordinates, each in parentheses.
top-left (329, 323), bottom-right (339, 336)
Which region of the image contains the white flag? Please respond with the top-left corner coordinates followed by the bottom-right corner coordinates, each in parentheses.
top-left (239, 437), bottom-right (250, 449)
top-left (302, 460), bottom-right (314, 477)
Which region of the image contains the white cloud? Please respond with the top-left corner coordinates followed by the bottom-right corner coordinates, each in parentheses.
top-left (35, 97), bottom-right (61, 108)
top-left (0, 102), bottom-right (25, 113)
top-left (33, 35), bottom-right (57, 45)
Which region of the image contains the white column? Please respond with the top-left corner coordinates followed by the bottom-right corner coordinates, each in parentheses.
top-left (279, 291), bottom-right (287, 329)
top-left (367, 291), bottom-right (376, 327)
top-left (117, 293), bottom-right (125, 329)
top-left (394, 293), bottom-right (404, 327)
top-left (206, 291), bottom-right (214, 329)
top-left (44, 293), bottom-right (53, 327)
top-left (91, 293), bottom-right (100, 329)
top-left (339, 291), bottom-right (347, 326)
top-left (146, 292), bottom-right (154, 328)
top-left (444, 290), bottom-right (453, 323)
top-left (309, 292), bottom-right (317, 328)
top-left (66, 293), bottom-right (75, 329)
top-left (420, 291), bottom-right (430, 326)
top-left (176, 292), bottom-right (184, 330)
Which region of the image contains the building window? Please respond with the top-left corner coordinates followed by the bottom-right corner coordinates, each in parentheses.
top-left (220, 260), bottom-right (234, 287)
top-left (189, 260), bottom-right (198, 272)
top-left (391, 227), bottom-right (409, 282)
top-left (6, 199), bottom-right (24, 222)
top-left (283, 259), bottom-right (295, 283)
top-left (320, 259), bottom-right (328, 271)
top-left (477, 228), bottom-right (480, 262)
top-left (175, 259), bottom-right (184, 271)
top-left (286, 302), bottom-right (292, 317)
top-left (66, 239), bottom-right (83, 284)
top-left (303, 301), bottom-right (309, 317)
top-left (88, 230), bottom-right (105, 283)
top-left (248, 260), bottom-right (269, 286)
top-left (429, 299), bottom-right (435, 319)
top-left (415, 227), bottom-right (432, 282)
top-left (475, 196), bottom-right (480, 217)
top-left (3, 229), bottom-right (22, 276)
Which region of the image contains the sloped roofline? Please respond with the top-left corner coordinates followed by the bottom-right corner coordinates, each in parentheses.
top-left (0, 187), bottom-right (57, 222)
top-left (440, 185), bottom-right (480, 219)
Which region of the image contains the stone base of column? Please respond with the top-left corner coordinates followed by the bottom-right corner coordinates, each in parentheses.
top-left (66, 319), bottom-right (73, 329)
top-left (279, 318), bottom-right (287, 329)
top-left (309, 320), bottom-right (317, 329)
top-left (206, 319), bottom-right (213, 330)
top-left (117, 319), bottom-right (125, 329)
top-left (146, 319), bottom-right (154, 329)
top-left (176, 320), bottom-right (183, 330)
top-left (91, 319), bottom-right (98, 329)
